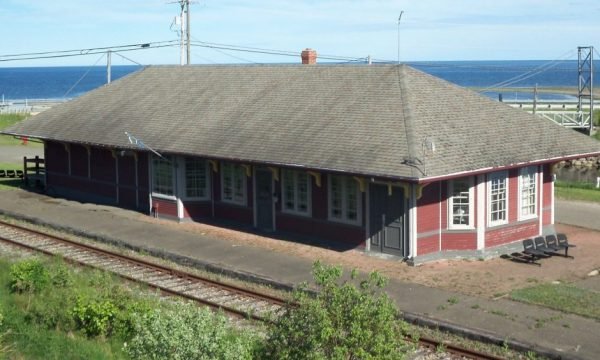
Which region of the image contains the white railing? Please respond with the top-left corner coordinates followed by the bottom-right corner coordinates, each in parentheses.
top-left (534, 111), bottom-right (591, 128)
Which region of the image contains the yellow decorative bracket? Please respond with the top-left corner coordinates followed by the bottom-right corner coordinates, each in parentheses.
top-left (550, 163), bottom-right (558, 175)
top-left (241, 164), bottom-right (252, 177)
top-left (111, 149), bottom-right (118, 159)
top-left (416, 183), bottom-right (429, 200)
top-left (62, 143), bottom-right (71, 153)
top-left (353, 176), bottom-right (366, 192)
top-left (307, 171), bottom-right (322, 187)
top-left (391, 181), bottom-right (412, 198)
top-left (132, 152), bottom-right (138, 162)
top-left (268, 167), bottom-right (280, 182)
top-left (208, 160), bottom-right (219, 173)
top-left (83, 144), bottom-right (91, 156)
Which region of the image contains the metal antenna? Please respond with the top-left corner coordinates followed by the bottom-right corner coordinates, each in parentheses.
top-left (125, 132), bottom-right (168, 160)
top-left (397, 11), bottom-right (404, 65)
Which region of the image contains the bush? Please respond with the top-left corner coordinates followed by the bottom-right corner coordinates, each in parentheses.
top-left (9, 259), bottom-right (49, 293)
top-left (71, 296), bottom-right (118, 337)
top-left (262, 261), bottom-right (413, 360)
top-left (125, 302), bottom-right (258, 360)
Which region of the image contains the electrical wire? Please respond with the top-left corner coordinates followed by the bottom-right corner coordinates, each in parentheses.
top-left (114, 52), bottom-right (144, 67)
top-left (479, 50), bottom-right (576, 91)
top-left (0, 43), bottom-right (179, 63)
top-left (0, 40), bottom-right (179, 58)
top-left (63, 53), bottom-right (106, 98)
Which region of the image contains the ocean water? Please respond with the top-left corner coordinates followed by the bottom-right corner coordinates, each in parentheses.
top-left (0, 61), bottom-right (597, 102)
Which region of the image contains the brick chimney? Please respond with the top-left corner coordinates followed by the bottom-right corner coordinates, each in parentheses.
top-left (301, 48), bottom-right (317, 65)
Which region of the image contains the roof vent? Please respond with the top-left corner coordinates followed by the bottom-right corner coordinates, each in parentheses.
top-left (301, 48), bottom-right (317, 65)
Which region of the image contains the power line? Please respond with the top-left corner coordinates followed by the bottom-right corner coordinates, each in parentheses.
top-left (63, 54), bottom-right (106, 98)
top-left (0, 41), bottom-right (179, 63)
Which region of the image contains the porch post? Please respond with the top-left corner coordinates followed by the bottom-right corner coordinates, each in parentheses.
top-left (476, 174), bottom-right (485, 250)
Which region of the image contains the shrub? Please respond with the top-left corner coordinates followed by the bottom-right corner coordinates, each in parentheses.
top-left (9, 259), bottom-right (49, 293)
top-left (71, 296), bottom-right (118, 337)
top-left (262, 261), bottom-right (413, 360)
top-left (125, 302), bottom-right (257, 360)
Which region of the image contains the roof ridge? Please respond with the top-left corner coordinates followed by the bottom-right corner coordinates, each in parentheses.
top-left (397, 65), bottom-right (421, 177)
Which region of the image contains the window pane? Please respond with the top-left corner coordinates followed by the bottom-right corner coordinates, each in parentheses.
top-left (283, 170), bottom-right (295, 211)
top-left (233, 166), bottom-right (245, 202)
top-left (330, 176), bottom-right (342, 219)
top-left (490, 175), bottom-right (506, 223)
top-left (345, 177), bottom-right (358, 221)
top-left (152, 156), bottom-right (173, 196)
top-left (451, 179), bottom-right (470, 225)
top-left (185, 158), bottom-right (207, 198)
top-left (222, 163), bottom-right (233, 201)
top-left (297, 173), bottom-right (309, 213)
top-left (521, 169), bottom-right (536, 217)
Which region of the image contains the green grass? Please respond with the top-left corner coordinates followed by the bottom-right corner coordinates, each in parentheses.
top-left (555, 181), bottom-right (600, 203)
top-left (0, 257), bottom-right (129, 359)
top-left (0, 113), bottom-right (42, 147)
top-left (511, 283), bottom-right (600, 320)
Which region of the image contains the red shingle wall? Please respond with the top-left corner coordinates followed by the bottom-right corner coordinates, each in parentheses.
top-left (277, 213), bottom-right (365, 248)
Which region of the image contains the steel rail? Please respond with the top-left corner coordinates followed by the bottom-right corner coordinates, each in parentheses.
top-left (0, 220), bottom-right (286, 322)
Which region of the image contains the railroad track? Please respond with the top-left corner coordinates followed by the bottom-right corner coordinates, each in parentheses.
top-left (0, 220), bottom-right (286, 322)
top-left (0, 219), bottom-right (507, 359)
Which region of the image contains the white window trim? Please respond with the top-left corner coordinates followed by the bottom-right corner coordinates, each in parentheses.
top-left (150, 155), bottom-right (177, 201)
top-left (327, 175), bottom-right (362, 226)
top-left (182, 157), bottom-right (211, 201)
top-left (448, 177), bottom-right (474, 229)
top-left (281, 169), bottom-right (312, 217)
top-left (518, 166), bottom-right (538, 221)
top-left (220, 162), bottom-right (247, 206)
top-left (487, 170), bottom-right (509, 227)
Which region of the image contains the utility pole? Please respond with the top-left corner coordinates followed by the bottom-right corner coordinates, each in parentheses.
top-left (578, 46), bottom-right (594, 135)
top-left (397, 11), bottom-right (404, 65)
top-left (107, 50), bottom-right (112, 84)
top-left (533, 83), bottom-right (537, 114)
top-left (185, 0), bottom-right (191, 65)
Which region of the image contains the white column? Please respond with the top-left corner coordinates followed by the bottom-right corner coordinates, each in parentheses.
top-left (176, 156), bottom-right (184, 220)
top-left (476, 174), bottom-right (485, 250)
top-left (409, 184), bottom-right (418, 258)
top-left (538, 167), bottom-right (543, 235)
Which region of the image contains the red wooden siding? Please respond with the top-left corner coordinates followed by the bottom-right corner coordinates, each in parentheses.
top-left (442, 232), bottom-right (477, 250)
top-left (182, 202), bottom-right (211, 220)
top-left (152, 198), bottom-right (178, 218)
top-left (417, 234), bottom-right (438, 255)
top-left (417, 182), bottom-right (440, 234)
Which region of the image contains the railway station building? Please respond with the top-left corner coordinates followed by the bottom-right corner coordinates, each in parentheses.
top-left (5, 53), bottom-right (600, 264)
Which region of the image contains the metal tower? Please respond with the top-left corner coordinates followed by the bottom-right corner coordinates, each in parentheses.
top-left (578, 46), bottom-right (594, 135)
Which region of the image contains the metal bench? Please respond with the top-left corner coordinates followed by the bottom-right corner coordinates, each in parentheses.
top-left (556, 233), bottom-right (576, 258)
top-left (0, 170), bottom-right (5, 177)
top-left (546, 234), bottom-right (574, 258)
top-left (520, 238), bottom-right (547, 265)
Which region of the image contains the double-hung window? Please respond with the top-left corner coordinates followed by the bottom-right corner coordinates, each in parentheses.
top-left (488, 171), bottom-right (508, 226)
top-left (519, 166), bottom-right (537, 220)
top-left (221, 162), bottom-right (246, 205)
top-left (328, 175), bottom-right (361, 225)
top-left (448, 177), bottom-right (473, 228)
top-left (282, 169), bottom-right (311, 216)
top-left (184, 158), bottom-right (209, 200)
top-left (152, 155), bottom-right (174, 197)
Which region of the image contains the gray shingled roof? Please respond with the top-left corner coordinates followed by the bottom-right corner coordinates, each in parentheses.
top-left (4, 64), bottom-right (600, 180)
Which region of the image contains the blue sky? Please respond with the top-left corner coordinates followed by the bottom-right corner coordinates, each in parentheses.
top-left (1, 0), bottom-right (599, 66)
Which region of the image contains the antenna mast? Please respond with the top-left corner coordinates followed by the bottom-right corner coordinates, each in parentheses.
top-left (173, 0), bottom-right (191, 65)
top-left (397, 11), bottom-right (404, 65)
